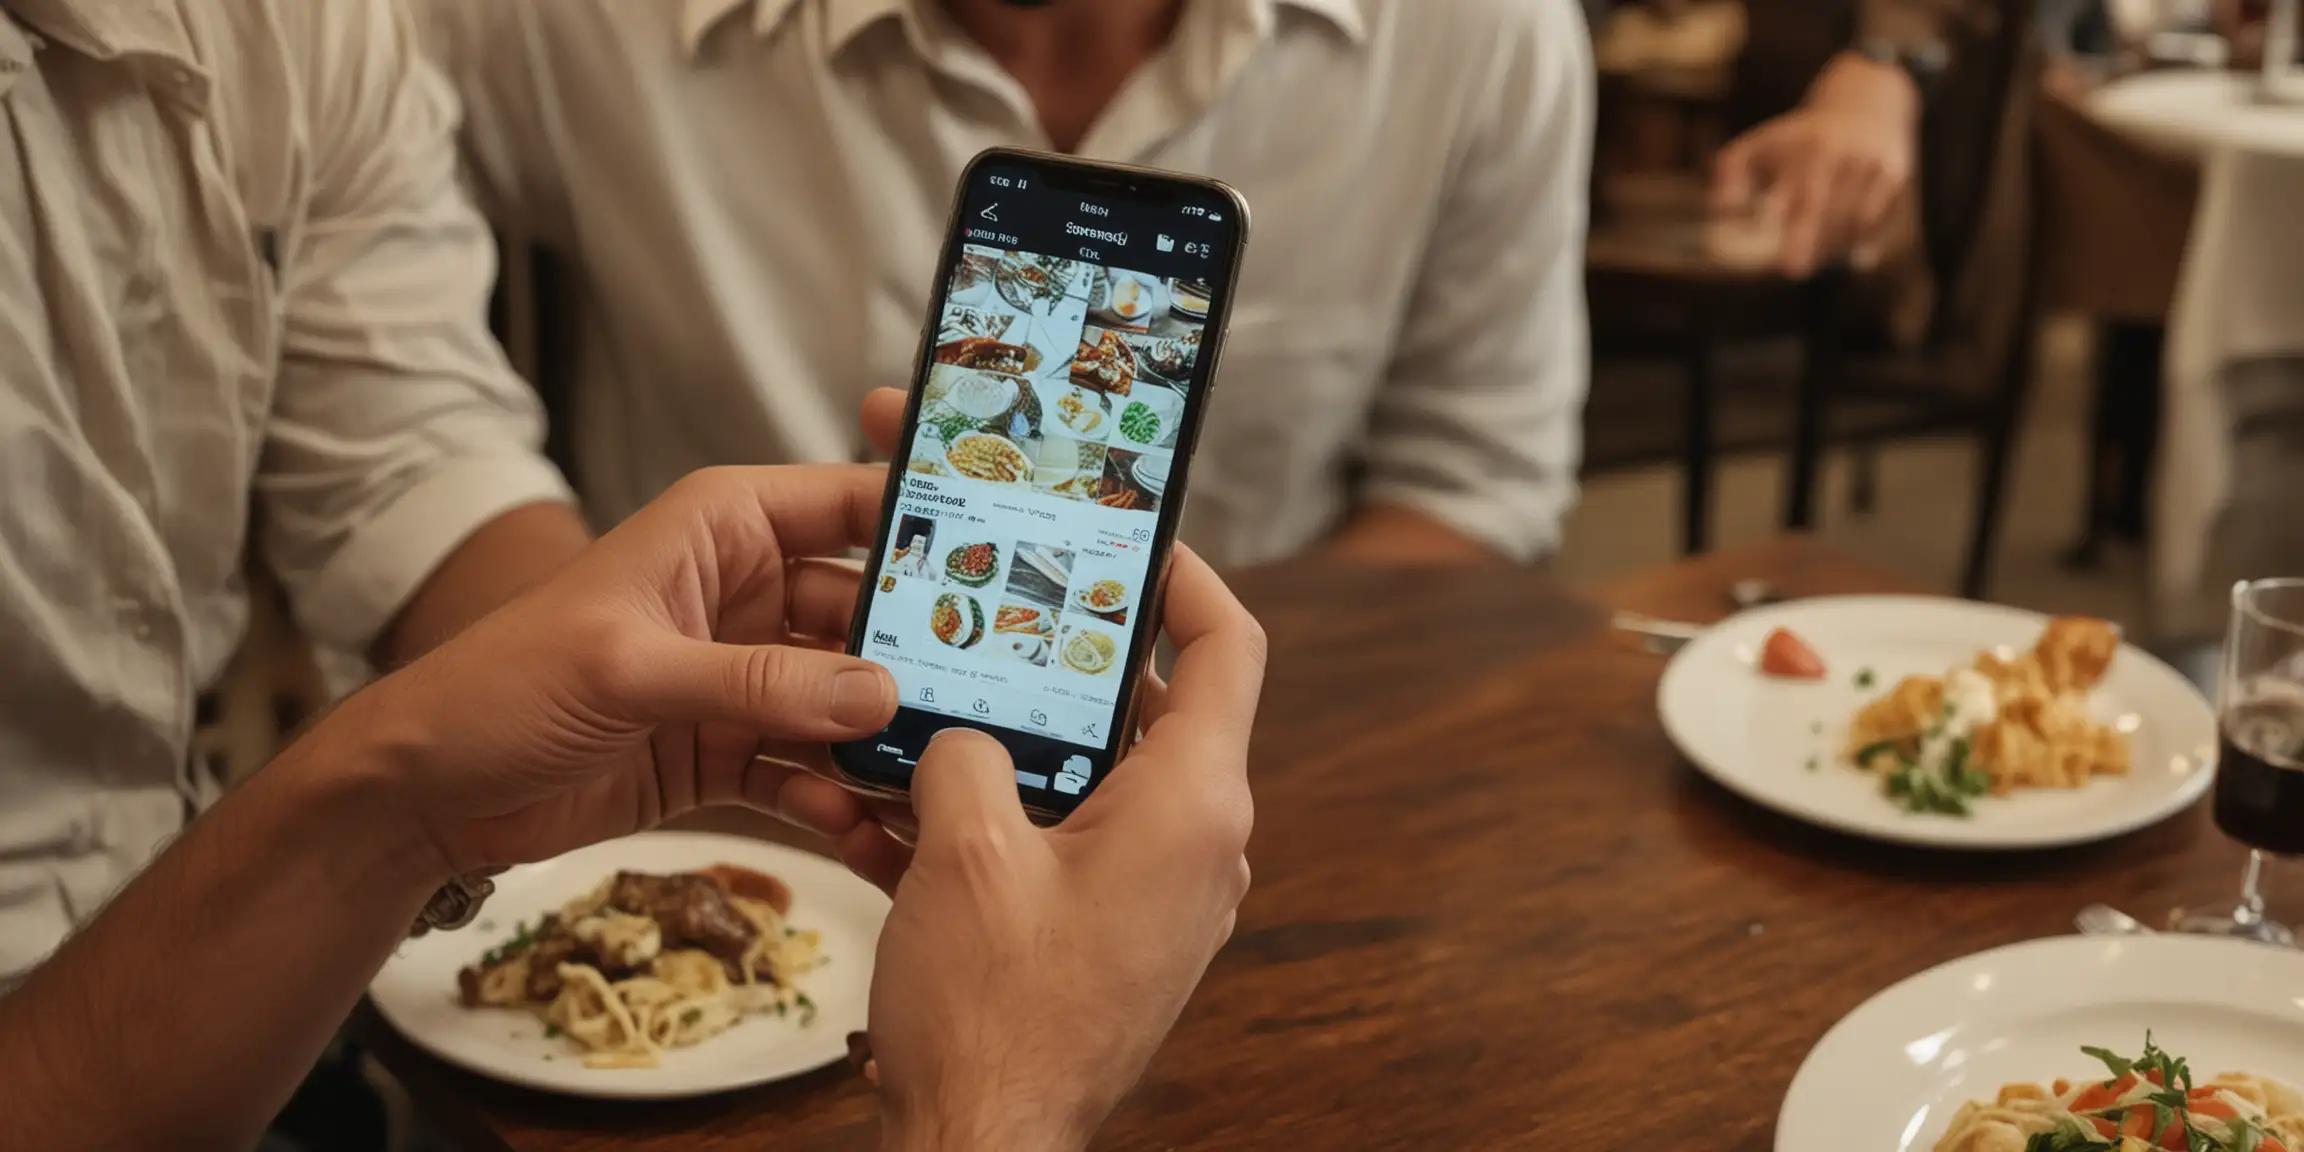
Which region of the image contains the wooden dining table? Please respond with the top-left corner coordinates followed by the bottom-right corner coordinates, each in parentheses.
top-left (367, 536), bottom-right (2290, 1151)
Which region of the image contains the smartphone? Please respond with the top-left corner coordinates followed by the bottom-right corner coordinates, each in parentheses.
top-left (833, 148), bottom-right (1250, 824)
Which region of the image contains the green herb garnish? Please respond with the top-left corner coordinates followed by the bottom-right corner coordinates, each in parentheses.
top-left (796, 993), bottom-right (819, 1026)
top-left (480, 919), bottom-right (535, 967)
top-left (1856, 667), bottom-right (1877, 688)
top-left (544, 1023), bottom-right (561, 1039)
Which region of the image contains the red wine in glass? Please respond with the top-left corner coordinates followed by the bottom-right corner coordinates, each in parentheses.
top-left (2214, 700), bottom-right (2304, 856)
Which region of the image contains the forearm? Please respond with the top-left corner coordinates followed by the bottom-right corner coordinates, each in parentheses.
top-left (879, 1090), bottom-right (1089, 1152)
top-left (1323, 503), bottom-right (1509, 566)
top-left (0, 690), bottom-right (447, 1149)
top-left (380, 499), bottom-right (592, 663)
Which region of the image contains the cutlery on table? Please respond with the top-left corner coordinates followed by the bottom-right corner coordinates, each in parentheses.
top-left (2075, 904), bottom-right (2155, 937)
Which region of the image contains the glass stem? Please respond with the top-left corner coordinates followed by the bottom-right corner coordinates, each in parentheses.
top-left (2238, 850), bottom-right (2272, 926)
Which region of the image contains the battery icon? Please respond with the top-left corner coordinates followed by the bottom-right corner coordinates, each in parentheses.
top-left (1209, 212), bottom-right (1224, 222)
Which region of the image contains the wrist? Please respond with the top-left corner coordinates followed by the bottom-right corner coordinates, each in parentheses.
top-left (1811, 51), bottom-right (1923, 124)
top-left (269, 682), bottom-right (461, 901)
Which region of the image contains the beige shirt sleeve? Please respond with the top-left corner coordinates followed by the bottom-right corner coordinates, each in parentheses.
top-left (256, 0), bottom-right (571, 653)
top-left (409, 0), bottom-right (573, 245)
top-left (1358, 0), bottom-right (1595, 563)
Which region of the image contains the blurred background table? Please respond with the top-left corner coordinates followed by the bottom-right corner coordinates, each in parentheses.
top-left (368, 539), bottom-right (2288, 1150)
top-left (2085, 71), bottom-right (2304, 631)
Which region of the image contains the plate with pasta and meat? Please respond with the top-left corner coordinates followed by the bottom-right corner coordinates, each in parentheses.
top-left (369, 832), bottom-right (887, 1098)
top-left (1777, 935), bottom-right (2304, 1150)
top-left (1658, 596), bottom-right (2215, 849)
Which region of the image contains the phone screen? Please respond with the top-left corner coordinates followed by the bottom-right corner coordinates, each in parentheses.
top-left (835, 151), bottom-right (1247, 819)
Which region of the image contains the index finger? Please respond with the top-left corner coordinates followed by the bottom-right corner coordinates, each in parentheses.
top-left (1143, 545), bottom-right (1267, 752)
top-left (687, 463), bottom-right (890, 561)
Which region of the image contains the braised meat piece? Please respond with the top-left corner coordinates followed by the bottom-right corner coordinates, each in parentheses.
top-left (606, 871), bottom-right (756, 964)
top-left (455, 913), bottom-right (585, 1006)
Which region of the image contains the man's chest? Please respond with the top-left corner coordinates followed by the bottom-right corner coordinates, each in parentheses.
top-left (0, 28), bottom-right (297, 640)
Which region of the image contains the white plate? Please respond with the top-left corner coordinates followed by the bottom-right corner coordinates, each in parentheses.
top-left (1778, 935), bottom-right (2304, 1151)
top-left (369, 832), bottom-right (887, 1099)
top-left (1658, 596), bottom-right (2217, 849)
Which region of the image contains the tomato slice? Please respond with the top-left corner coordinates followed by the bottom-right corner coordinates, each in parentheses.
top-left (1760, 628), bottom-right (1827, 679)
top-left (2070, 1073), bottom-right (2138, 1113)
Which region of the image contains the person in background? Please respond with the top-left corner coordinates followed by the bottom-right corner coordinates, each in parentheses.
top-left (0, 0), bottom-right (599, 987)
top-left (1715, 0), bottom-right (2268, 277)
top-left (1707, 0), bottom-right (1953, 279)
top-left (0, 2), bottom-right (602, 1143)
top-left (0, 453), bottom-right (1267, 1151)
top-left (416, 0), bottom-right (1595, 569)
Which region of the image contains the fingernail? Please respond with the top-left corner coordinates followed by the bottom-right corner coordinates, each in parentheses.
top-left (832, 669), bottom-right (892, 729)
top-left (927, 727), bottom-right (967, 746)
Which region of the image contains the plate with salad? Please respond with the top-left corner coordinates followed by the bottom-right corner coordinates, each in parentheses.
top-left (1777, 935), bottom-right (2304, 1150)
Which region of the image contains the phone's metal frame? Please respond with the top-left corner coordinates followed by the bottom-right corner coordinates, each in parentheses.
top-left (832, 146), bottom-right (1252, 825)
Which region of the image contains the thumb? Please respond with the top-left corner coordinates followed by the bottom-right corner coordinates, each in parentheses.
top-left (910, 729), bottom-right (1033, 851)
top-left (608, 636), bottom-right (897, 740)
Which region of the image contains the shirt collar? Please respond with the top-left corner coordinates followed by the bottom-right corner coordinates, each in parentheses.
top-left (681, 0), bottom-right (1365, 62)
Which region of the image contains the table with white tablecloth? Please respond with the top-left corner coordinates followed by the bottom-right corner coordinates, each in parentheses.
top-left (2090, 71), bottom-right (2304, 632)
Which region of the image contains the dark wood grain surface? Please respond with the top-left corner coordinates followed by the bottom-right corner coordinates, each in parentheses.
top-left (367, 537), bottom-right (2288, 1151)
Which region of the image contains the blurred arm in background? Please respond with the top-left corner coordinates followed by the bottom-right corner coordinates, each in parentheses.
top-left (1330, 0), bottom-right (1596, 567)
top-left (1711, 0), bottom-right (1962, 277)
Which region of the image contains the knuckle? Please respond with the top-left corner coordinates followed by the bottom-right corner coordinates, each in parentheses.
top-left (571, 617), bottom-right (651, 701)
top-left (732, 645), bottom-right (805, 709)
top-left (1235, 612), bottom-right (1271, 673)
top-left (938, 823), bottom-right (1014, 886)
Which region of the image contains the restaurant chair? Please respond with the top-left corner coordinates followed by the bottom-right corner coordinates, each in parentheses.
top-left (2026, 85), bottom-right (2199, 568)
top-left (1589, 4), bottom-right (2044, 600)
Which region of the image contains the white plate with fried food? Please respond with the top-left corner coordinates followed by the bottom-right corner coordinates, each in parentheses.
top-left (369, 832), bottom-right (887, 1099)
top-left (1658, 596), bottom-right (2216, 849)
top-left (1777, 935), bottom-right (2304, 1151)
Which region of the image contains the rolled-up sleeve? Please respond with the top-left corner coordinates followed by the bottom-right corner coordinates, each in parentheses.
top-left (1359, 0), bottom-right (1595, 563)
top-left (257, 0), bottom-right (571, 653)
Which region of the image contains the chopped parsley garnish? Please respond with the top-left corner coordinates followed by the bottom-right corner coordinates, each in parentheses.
top-left (796, 993), bottom-right (819, 1026)
top-left (1855, 667), bottom-right (1877, 688)
top-left (1805, 756), bottom-right (1820, 772)
top-left (480, 919), bottom-right (535, 966)
top-left (543, 1023), bottom-right (561, 1039)
top-left (1882, 735), bottom-right (1991, 816)
top-left (681, 1008), bottom-right (703, 1026)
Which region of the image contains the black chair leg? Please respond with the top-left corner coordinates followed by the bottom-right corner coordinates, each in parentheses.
top-left (1785, 268), bottom-right (1845, 532)
top-left (1962, 309), bottom-right (2043, 600)
top-left (2061, 325), bottom-right (2116, 572)
top-left (1682, 321), bottom-right (1716, 556)
top-left (1849, 442), bottom-right (1880, 515)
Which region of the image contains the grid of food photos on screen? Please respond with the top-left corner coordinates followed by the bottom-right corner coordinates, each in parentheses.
top-left (861, 246), bottom-right (1215, 743)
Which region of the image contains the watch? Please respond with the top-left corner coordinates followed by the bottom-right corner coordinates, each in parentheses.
top-left (409, 868), bottom-right (505, 938)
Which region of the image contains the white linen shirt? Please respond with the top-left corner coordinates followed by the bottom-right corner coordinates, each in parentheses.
top-left (0, 0), bottom-right (570, 980)
top-left (418, 0), bottom-right (1593, 566)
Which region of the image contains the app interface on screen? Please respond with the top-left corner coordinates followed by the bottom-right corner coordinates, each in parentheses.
top-left (856, 167), bottom-right (1230, 797)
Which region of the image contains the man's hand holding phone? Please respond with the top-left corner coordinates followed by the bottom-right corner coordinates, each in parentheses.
top-left (853, 386), bottom-right (1265, 1149)
top-left (870, 547), bottom-right (1262, 1152)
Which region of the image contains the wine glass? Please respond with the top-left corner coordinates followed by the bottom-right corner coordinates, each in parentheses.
top-left (2170, 578), bottom-right (2304, 946)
